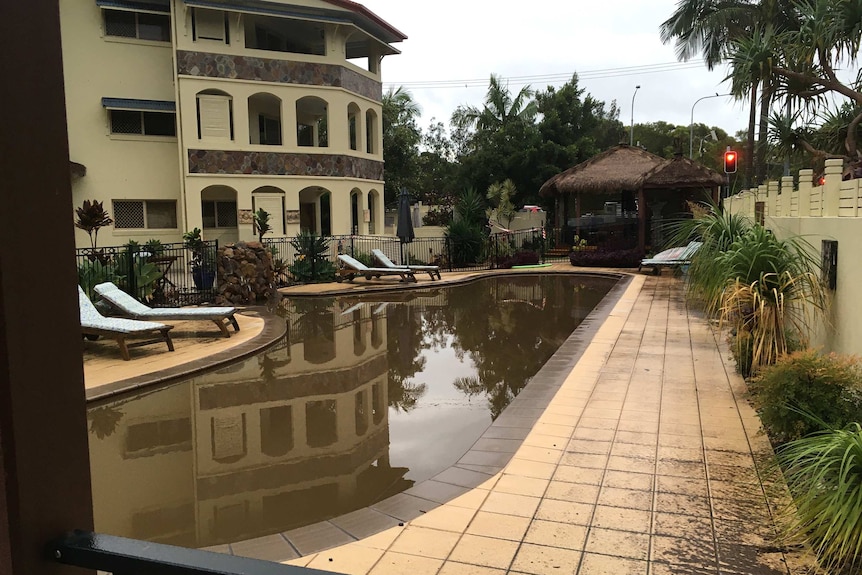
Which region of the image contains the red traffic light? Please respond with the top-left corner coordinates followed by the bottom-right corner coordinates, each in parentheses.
top-left (724, 150), bottom-right (738, 173)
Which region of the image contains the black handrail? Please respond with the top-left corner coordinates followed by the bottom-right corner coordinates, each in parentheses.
top-left (49, 530), bottom-right (342, 575)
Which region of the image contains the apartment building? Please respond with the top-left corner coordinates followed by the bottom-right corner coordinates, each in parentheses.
top-left (62, 0), bottom-right (404, 248)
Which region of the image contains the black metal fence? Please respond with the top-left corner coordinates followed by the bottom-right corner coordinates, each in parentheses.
top-left (265, 228), bottom-right (560, 285)
top-left (75, 240), bottom-right (218, 307)
top-left (77, 229), bottom-right (572, 304)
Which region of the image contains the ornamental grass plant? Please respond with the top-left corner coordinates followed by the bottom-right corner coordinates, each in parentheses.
top-left (665, 205), bottom-right (827, 374)
top-left (778, 423), bottom-right (862, 573)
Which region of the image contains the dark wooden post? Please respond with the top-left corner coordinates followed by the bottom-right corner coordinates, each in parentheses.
top-left (0, 0), bottom-right (96, 573)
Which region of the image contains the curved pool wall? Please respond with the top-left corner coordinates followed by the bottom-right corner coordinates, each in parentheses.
top-left (86, 271), bottom-right (631, 556)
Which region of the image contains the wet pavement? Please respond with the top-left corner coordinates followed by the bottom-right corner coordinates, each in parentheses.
top-left (82, 268), bottom-right (812, 575)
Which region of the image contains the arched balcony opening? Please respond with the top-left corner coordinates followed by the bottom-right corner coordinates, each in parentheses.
top-left (298, 186), bottom-right (332, 236)
top-left (296, 96), bottom-right (328, 148)
top-left (350, 189), bottom-right (361, 235)
top-left (347, 103), bottom-right (360, 151)
top-left (248, 93), bottom-right (282, 146)
top-left (365, 109), bottom-right (378, 154)
top-left (367, 189), bottom-right (379, 235)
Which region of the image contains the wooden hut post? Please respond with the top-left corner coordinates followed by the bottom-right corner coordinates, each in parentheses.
top-left (638, 187), bottom-right (646, 252)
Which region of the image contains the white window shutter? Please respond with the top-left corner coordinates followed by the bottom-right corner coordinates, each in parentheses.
top-left (194, 9), bottom-right (225, 42)
top-left (198, 95), bottom-right (231, 140)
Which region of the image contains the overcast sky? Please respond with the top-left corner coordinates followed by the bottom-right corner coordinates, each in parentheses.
top-left (360, 0), bottom-right (750, 142)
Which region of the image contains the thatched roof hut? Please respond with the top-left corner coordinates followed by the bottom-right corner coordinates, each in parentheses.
top-left (644, 154), bottom-right (725, 189)
top-left (539, 145), bottom-right (665, 196)
top-left (539, 145), bottom-right (724, 252)
top-left (540, 145), bottom-right (724, 196)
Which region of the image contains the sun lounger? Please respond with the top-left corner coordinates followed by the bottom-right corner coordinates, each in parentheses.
top-left (638, 241), bottom-right (703, 275)
top-left (371, 249), bottom-right (441, 280)
top-left (336, 254), bottom-right (417, 283)
top-left (79, 286), bottom-right (174, 361)
top-left (94, 281), bottom-right (239, 338)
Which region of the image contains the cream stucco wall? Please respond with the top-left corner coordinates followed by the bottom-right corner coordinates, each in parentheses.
top-left (726, 159), bottom-right (862, 357)
top-left (63, 0), bottom-right (395, 249)
top-left (765, 216), bottom-right (862, 356)
top-left (61, 0), bottom-right (184, 247)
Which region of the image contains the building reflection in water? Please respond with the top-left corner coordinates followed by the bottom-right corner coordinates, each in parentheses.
top-left (87, 274), bottom-right (616, 549)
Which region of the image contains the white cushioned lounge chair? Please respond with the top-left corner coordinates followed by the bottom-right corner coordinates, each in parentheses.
top-left (94, 282), bottom-right (239, 338)
top-left (371, 249), bottom-right (441, 280)
top-left (336, 254), bottom-right (417, 283)
top-left (79, 286), bottom-right (174, 361)
top-left (638, 241), bottom-right (703, 275)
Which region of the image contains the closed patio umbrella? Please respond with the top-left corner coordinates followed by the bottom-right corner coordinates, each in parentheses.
top-left (396, 187), bottom-right (414, 264)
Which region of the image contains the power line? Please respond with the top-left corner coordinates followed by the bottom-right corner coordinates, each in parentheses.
top-left (384, 61), bottom-right (709, 90)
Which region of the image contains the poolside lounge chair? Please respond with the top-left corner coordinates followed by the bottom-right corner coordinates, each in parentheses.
top-left (336, 254), bottom-right (417, 283)
top-left (94, 282), bottom-right (239, 338)
top-left (79, 286), bottom-right (174, 361)
top-left (371, 249), bottom-right (441, 280)
top-left (638, 241), bottom-right (703, 275)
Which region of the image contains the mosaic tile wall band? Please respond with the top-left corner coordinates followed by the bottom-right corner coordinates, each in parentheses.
top-left (188, 150), bottom-right (384, 180)
top-left (177, 51), bottom-right (382, 101)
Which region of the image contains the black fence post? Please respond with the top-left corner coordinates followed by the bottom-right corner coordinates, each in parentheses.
top-left (126, 243), bottom-right (137, 299)
top-left (446, 236), bottom-right (452, 272)
top-left (311, 233), bottom-right (317, 281)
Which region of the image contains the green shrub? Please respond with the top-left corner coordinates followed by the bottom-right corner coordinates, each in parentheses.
top-left (750, 350), bottom-right (862, 444)
top-left (445, 219), bottom-right (485, 266)
top-left (778, 423), bottom-right (862, 573)
top-left (288, 232), bottom-right (336, 283)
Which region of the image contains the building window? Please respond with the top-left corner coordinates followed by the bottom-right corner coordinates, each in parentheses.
top-left (109, 109), bottom-right (176, 137)
top-left (104, 9), bottom-right (170, 42)
top-left (202, 200), bottom-right (238, 228)
top-left (114, 200), bottom-right (178, 229)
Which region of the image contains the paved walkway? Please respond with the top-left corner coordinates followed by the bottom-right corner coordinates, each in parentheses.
top-left (280, 275), bottom-right (809, 575)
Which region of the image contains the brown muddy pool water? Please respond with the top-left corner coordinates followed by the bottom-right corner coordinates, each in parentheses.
top-left (87, 274), bottom-right (617, 548)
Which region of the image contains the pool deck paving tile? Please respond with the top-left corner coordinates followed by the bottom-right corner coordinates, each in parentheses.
top-left (81, 267), bottom-right (809, 575)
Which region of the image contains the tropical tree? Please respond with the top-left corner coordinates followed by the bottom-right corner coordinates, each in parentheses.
top-left (382, 87), bottom-right (422, 204)
top-left (451, 75), bottom-right (541, 203)
top-left (417, 119), bottom-right (458, 205)
top-left (454, 74), bottom-right (538, 134)
top-left (75, 199), bottom-right (114, 250)
top-left (730, 0), bottom-right (862, 169)
top-left (660, 0), bottom-right (799, 185)
top-left (253, 208), bottom-right (271, 243)
top-left (486, 179), bottom-right (518, 230)
top-left (532, 74), bottom-right (624, 196)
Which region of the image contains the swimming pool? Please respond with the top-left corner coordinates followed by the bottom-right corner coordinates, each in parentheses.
top-left (87, 273), bottom-right (619, 549)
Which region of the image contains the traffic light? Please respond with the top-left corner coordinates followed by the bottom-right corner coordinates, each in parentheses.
top-left (724, 150), bottom-right (738, 173)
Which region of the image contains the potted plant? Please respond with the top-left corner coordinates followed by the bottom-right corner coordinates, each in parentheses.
top-left (183, 227), bottom-right (216, 289)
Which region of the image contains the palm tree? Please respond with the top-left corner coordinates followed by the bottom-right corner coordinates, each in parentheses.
top-left (660, 0), bottom-right (798, 185)
top-left (382, 87), bottom-right (422, 203)
top-left (455, 74), bottom-right (537, 133)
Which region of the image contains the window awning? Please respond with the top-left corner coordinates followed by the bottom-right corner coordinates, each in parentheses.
top-left (101, 98), bottom-right (176, 112)
top-left (95, 0), bottom-right (170, 13)
top-left (183, 0), bottom-right (351, 26)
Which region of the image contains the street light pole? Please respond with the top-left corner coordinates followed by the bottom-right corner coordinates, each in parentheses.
top-left (630, 85), bottom-right (641, 146)
top-left (689, 93), bottom-right (731, 158)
